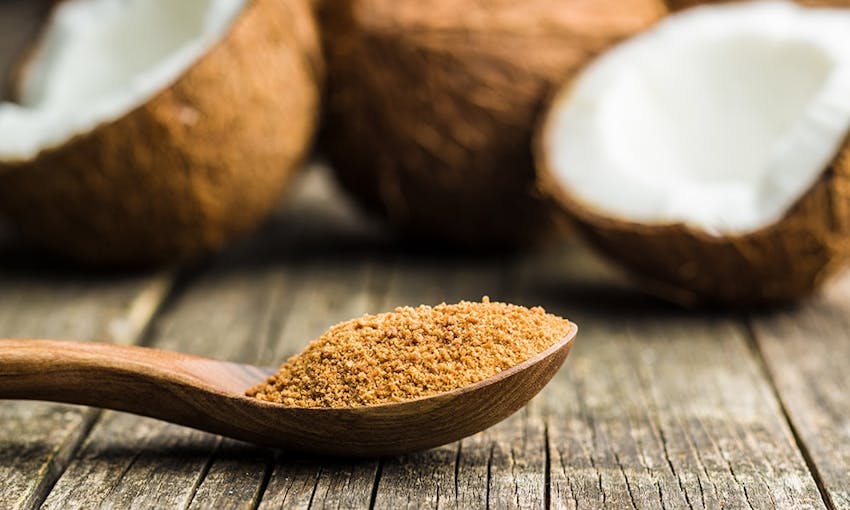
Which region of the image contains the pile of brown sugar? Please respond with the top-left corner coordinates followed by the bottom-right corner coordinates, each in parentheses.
top-left (246, 297), bottom-right (573, 407)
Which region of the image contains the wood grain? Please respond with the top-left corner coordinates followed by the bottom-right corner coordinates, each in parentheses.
top-left (750, 276), bottom-right (850, 509)
top-left (0, 265), bottom-right (172, 509)
top-left (515, 244), bottom-right (827, 510)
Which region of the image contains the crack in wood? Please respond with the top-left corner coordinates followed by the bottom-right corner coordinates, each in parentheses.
top-left (251, 454), bottom-right (276, 510)
top-left (612, 451), bottom-right (639, 510)
top-left (453, 440), bottom-right (462, 502)
top-left (183, 436), bottom-right (223, 510)
top-left (485, 444), bottom-right (494, 509)
top-left (544, 424), bottom-right (550, 510)
top-left (21, 407), bottom-right (102, 510)
top-left (743, 319), bottom-right (838, 510)
top-left (306, 467), bottom-right (322, 509)
top-left (656, 425), bottom-right (690, 510)
top-left (368, 460), bottom-right (384, 510)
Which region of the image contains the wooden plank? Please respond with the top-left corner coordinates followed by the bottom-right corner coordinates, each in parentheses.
top-left (23, 165), bottom-right (830, 508)
top-left (749, 275), bottom-right (850, 509)
top-left (0, 252), bottom-right (173, 509)
top-left (259, 454), bottom-right (379, 510)
top-left (455, 403), bottom-right (547, 509)
top-left (514, 245), bottom-right (827, 509)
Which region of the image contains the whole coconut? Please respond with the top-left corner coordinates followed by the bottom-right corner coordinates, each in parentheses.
top-left (320, 0), bottom-right (666, 246)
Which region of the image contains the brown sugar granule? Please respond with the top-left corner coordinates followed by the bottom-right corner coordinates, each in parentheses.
top-left (246, 297), bottom-right (573, 407)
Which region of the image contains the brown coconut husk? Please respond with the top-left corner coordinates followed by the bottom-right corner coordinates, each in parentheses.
top-left (319, 0), bottom-right (667, 247)
top-left (0, 0), bottom-right (323, 266)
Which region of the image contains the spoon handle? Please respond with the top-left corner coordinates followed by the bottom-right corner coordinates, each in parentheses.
top-left (0, 339), bottom-right (257, 415)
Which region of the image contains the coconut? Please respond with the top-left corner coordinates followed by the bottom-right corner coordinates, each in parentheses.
top-left (0, 0), bottom-right (322, 266)
top-left (536, 1), bottom-right (850, 306)
top-left (319, 0), bottom-right (667, 246)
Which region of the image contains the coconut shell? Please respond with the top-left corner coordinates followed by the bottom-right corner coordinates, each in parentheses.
top-left (319, 0), bottom-right (667, 247)
top-left (537, 101), bottom-right (850, 307)
top-left (0, 0), bottom-right (323, 266)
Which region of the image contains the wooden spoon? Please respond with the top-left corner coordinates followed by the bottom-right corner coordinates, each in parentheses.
top-left (0, 325), bottom-right (576, 456)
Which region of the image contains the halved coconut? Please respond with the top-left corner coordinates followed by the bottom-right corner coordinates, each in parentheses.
top-left (537, 1), bottom-right (850, 306)
top-left (0, 0), bottom-right (322, 266)
top-left (320, 0), bottom-right (667, 246)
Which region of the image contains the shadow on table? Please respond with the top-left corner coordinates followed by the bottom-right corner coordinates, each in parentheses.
top-left (0, 164), bottom-right (804, 321)
top-left (0, 225), bottom-right (160, 284)
top-left (0, 213), bottom-right (798, 322)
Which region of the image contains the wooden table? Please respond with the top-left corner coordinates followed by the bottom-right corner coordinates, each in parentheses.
top-left (2, 2), bottom-right (850, 508)
top-left (1, 164), bottom-right (848, 509)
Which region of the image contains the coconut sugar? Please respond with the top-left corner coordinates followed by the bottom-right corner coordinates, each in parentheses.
top-left (246, 298), bottom-right (573, 407)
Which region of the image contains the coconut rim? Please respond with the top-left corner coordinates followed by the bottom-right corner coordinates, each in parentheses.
top-left (0, 0), bottom-right (268, 168)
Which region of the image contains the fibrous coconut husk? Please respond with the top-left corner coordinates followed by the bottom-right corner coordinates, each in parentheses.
top-left (319, 0), bottom-right (666, 247)
top-left (0, 0), bottom-right (323, 266)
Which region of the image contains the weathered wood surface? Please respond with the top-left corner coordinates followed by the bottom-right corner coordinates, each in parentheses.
top-left (2, 1), bottom-right (850, 507)
top-left (751, 281), bottom-right (850, 510)
top-left (519, 252), bottom-right (828, 510)
top-left (0, 166), bottom-right (836, 509)
top-left (0, 253), bottom-right (173, 509)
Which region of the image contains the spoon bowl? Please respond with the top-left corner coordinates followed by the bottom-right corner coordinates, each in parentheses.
top-left (0, 325), bottom-right (576, 456)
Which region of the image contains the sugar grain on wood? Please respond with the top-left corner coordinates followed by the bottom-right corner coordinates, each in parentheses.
top-left (246, 298), bottom-right (573, 407)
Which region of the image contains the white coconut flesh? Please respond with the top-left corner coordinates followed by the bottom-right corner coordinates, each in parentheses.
top-left (0, 0), bottom-right (244, 163)
top-left (546, 1), bottom-right (850, 235)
